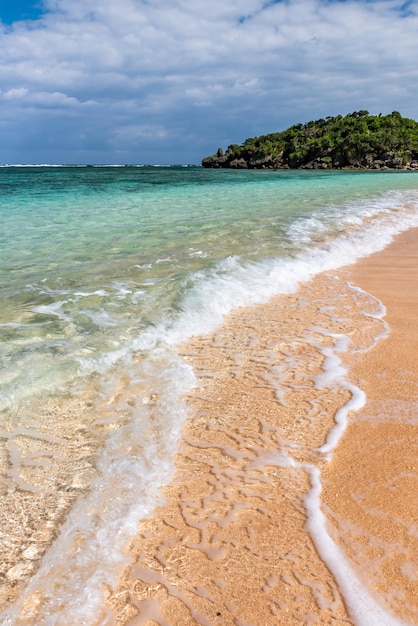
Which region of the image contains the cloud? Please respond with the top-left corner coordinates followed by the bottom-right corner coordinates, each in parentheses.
top-left (1, 0), bottom-right (418, 163)
top-left (2, 87), bottom-right (29, 99)
top-left (1, 87), bottom-right (92, 107)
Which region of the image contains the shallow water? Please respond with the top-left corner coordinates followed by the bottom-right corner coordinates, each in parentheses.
top-left (1, 166), bottom-right (418, 624)
top-left (109, 272), bottom-right (408, 626)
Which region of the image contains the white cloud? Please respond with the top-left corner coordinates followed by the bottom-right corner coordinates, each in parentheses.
top-left (1, 0), bottom-right (418, 163)
top-left (3, 87), bottom-right (28, 99)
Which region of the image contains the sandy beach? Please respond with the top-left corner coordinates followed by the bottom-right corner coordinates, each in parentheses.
top-left (321, 227), bottom-right (418, 624)
top-left (102, 227), bottom-right (418, 626)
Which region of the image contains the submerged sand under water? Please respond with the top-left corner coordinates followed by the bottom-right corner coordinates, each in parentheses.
top-left (103, 229), bottom-right (418, 626)
top-left (2, 228), bottom-right (418, 626)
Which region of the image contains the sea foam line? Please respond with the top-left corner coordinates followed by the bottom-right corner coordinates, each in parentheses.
top-left (267, 311), bottom-right (404, 626)
top-left (2, 204), bottom-right (418, 625)
top-left (305, 466), bottom-right (406, 626)
top-left (301, 283), bottom-right (402, 623)
top-left (76, 201), bottom-right (418, 380)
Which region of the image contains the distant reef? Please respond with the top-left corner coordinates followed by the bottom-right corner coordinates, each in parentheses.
top-left (202, 111), bottom-right (418, 170)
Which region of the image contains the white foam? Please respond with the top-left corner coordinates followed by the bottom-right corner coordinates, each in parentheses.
top-left (152, 204), bottom-right (418, 348)
top-left (307, 333), bottom-right (367, 459)
top-left (304, 465), bottom-right (406, 626)
top-left (78, 308), bottom-right (118, 327)
top-left (240, 272), bottom-right (404, 624)
top-left (349, 284), bottom-right (391, 352)
top-left (3, 192), bottom-right (418, 625)
top-left (0, 349), bottom-right (197, 625)
top-left (249, 446), bottom-right (405, 625)
top-left (31, 300), bottom-right (72, 322)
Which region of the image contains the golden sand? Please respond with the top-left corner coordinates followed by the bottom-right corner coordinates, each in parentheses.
top-left (105, 228), bottom-right (418, 625)
top-left (322, 227), bottom-right (418, 624)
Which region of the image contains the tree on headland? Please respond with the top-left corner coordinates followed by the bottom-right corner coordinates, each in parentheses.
top-left (202, 111), bottom-right (418, 170)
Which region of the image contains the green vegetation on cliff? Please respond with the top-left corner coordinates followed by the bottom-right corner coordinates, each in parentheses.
top-left (202, 111), bottom-right (418, 170)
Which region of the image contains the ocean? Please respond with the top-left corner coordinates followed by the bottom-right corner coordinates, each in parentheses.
top-left (1, 165), bottom-right (418, 625)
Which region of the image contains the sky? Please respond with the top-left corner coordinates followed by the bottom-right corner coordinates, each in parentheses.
top-left (0, 0), bottom-right (417, 164)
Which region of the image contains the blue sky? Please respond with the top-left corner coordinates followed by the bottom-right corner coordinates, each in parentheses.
top-left (0, 0), bottom-right (417, 164)
top-left (0, 1), bottom-right (44, 24)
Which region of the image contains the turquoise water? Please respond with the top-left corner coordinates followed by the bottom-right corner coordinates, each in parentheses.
top-left (1, 166), bottom-right (418, 624)
top-left (2, 166), bottom-right (418, 399)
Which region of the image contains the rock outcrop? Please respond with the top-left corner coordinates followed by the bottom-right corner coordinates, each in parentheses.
top-left (202, 111), bottom-right (418, 171)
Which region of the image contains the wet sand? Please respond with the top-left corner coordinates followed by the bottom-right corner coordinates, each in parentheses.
top-left (321, 226), bottom-right (418, 624)
top-left (107, 228), bottom-right (418, 626)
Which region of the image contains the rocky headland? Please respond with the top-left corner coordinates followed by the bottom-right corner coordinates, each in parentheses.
top-left (202, 110), bottom-right (418, 170)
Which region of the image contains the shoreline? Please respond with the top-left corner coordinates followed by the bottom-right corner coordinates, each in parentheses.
top-left (105, 226), bottom-right (418, 625)
top-left (2, 170), bottom-right (418, 625)
top-left (322, 226), bottom-right (418, 624)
